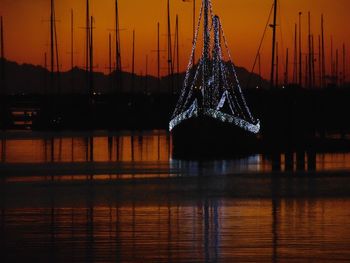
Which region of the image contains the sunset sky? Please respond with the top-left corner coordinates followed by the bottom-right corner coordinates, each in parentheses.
top-left (0, 0), bottom-right (349, 79)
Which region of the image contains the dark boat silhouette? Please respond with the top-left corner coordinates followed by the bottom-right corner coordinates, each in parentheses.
top-left (169, 0), bottom-right (260, 158)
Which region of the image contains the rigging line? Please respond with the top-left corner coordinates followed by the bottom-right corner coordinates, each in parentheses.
top-left (221, 25), bottom-right (255, 122)
top-left (213, 18), bottom-right (246, 118)
top-left (173, 2), bottom-right (204, 117)
top-left (182, 59), bottom-right (204, 111)
top-left (246, 3), bottom-right (274, 89)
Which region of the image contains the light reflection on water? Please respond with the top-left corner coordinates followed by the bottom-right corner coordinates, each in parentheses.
top-left (0, 131), bottom-right (171, 163)
top-left (1, 195), bottom-right (350, 262)
top-left (1, 131), bottom-right (350, 262)
top-left (1, 131), bottom-right (350, 179)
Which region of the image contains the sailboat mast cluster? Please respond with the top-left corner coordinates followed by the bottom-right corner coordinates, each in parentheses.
top-left (268, 0), bottom-right (348, 89)
top-left (3, 0), bottom-right (349, 94)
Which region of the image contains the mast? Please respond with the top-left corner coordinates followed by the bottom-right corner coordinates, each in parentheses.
top-left (284, 48), bottom-right (289, 86)
top-left (71, 9), bottom-right (74, 70)
top-left (336, 48), bottom-right (339, 86)
top-left (343, 43), bottom-right (346, 85)
top-left (115, 0), bottom-right (121, 73)
top-left (167, 0), bottom-right (173, 93)
top-left (299, 12), bottom-right (302, 87)
top-left (293, 23), bottom-right (297, 84)
top-left (132, 29), bottom-right (135, 92)
top-left (0, 16), bottom-right (3, 60)
top-left (157, 22), bottom-right (160, 90)
top-left (276, 42), bottom-right (279, 88)
top-left (193, 0), bottom-right (196, 65)
top-left (304, 54), bottom-right (307, 87)
top-left (109, 33), bottom-right (112, 74)
top-left (203, 0), bottom-right (210, 106)
top-left (145, 54), bottom-right (148, 93)
top-left (44, 52), bottom-right (47, 93)
top-left (321, 14), bottom-right (325, 88)
top-left (174, 14), bottom-right (180, 92)
top-left (86, 0), bottom-right (90, 72)
top-left (85, 0), bottom-right (90, 94)
top-left (70, 9), bottom-right (74, 93)
top-left (54, 9), bottom-right (59, 74)
top-left (50, 0), bottom-right (54, 76)
top-left (49, 0), bottom-right (59, 92)
top-left (270, 0), bottom-right (278, 89)
top-left (318, 35), bottom-right (321, 87)
top-left (108, 33), bottom-right (112, 91)
top-left (308, 12), bottom-right (312, 88)
top-left (311, 35), bottom-right (315, 88)
top-left (331, 36), bottom-right (333, 80)
top-left (89, 16), bottom-right (94, 95)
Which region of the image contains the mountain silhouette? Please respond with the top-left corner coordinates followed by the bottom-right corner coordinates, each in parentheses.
top-left (0, 58), bottom-right (269, 94)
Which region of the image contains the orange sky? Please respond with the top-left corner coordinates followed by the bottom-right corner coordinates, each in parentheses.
top-left (0, 0), bottom-right (350, 79)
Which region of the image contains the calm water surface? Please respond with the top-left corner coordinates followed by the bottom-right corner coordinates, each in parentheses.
top-left (1, 130), bottom-right (350, 262)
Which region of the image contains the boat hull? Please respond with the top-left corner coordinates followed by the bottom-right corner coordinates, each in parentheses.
top-left (171, 116), bottom-right (259, 159)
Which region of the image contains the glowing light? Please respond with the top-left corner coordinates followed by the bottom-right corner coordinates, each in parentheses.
top-left (170, 0), bottom-right (260, 134)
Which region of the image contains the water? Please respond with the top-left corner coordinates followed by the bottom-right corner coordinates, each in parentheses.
top-left (1, 130), bottom-right (350, 262)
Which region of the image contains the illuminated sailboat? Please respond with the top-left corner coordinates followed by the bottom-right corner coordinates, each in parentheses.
top-left (169, 0), bottom-right (260, 157)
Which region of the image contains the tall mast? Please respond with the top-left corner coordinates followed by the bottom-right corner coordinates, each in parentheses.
top-left (321, 14), bottom-right (325, 88)
top-left (71, 9), bottom-right (74, 70)
top-left (331, 36), bottom-right (333, 79)
top-left (70, 9), bottom-right (74, 93)
top-left (109, 33), bottom-right (112, 74)
top-left (304, 54), bottom-right (307, 87)
top-left (50, 0), bottom-right (54, 75)
top-left (167, 0), bottom-right (173, 92)
top-left (0, 16), bottom-right (3, 60)
top-left (270, 0), bottom-right (278, 89)
top-left (174, 14), bottom-right (180, 92)
top-left (44, 52), bottom-right (47, 93)
top-left (276, 42), bottom-right (279, 87)
top-left (284, 48), bottom-right (289, 86)
top-left (115, 0), bottom-right (121, 72)
top-left (308, 12), bottom-right (312, 88)
top-left (343, 43), bottom-right (346, 85)
top-left (336, 48), bottom-right (339, 86)
top-left (193, 0), bottom-right (196, 65)
top-left (157, 22), bottom-right (160, 90)
top-left (318, 35), bottom-right (321, 87)
top-left (132, 29), bottom-right (135, 92)
top-left (299, 12), bottom-right (302, 87)
top-left (293, 23), bottom-right (297, 84)
top-left (89, 16), bottom-right (94, 95)
top-left (86, 0), bottom-right (90, 72)
top-left (203, 0), bottom-right (210, 105)
top-left (311, 34), bottom-right (315, 88)
top-left (54, 9), bottom-right (59, 74)
top-left (145, 54), bottom-right (148, 93)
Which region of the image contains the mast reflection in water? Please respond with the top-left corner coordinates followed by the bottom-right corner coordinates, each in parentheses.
top-left (1, 131), bottom-right (350, 262)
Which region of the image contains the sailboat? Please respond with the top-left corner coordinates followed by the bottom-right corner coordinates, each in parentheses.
top-left (169, 0), bottom-right (260, 158)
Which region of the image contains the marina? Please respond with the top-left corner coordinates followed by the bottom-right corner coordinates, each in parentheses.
top-left (1, 0), bottom-right (350, 262)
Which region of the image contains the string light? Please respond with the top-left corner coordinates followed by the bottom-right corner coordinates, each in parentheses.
top-left (170, 0), bottom-right (260, 134)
